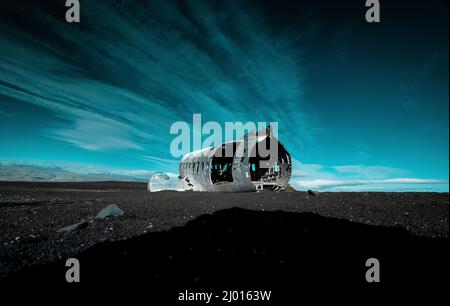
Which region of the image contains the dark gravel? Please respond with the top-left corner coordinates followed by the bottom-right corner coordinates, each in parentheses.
top-left (0, 181), bottom-right (448, 278)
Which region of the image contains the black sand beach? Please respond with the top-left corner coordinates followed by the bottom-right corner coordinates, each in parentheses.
top-left (0, 181), bottom-right (448, 302)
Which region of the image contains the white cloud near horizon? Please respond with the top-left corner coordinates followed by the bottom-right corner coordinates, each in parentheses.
top-left (0, 159), bottom-right (448, 192)
top-left (295, 178), bottom-right (447, 190)
top-left (291, 158), bottom-right (448, 192)
top-left (138, 155), bottom-right (179, 164)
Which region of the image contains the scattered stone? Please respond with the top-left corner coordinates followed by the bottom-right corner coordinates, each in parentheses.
top-left (308, 190), bottom-right (318, 196)
top-left (57, 220), bottom-right (89, 233)
top-left (95, 204), bottom-right (124, 220)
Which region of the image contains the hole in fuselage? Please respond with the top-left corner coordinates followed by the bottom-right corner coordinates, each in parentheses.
top-left (249, 141), bottom-right (290, 183)
top-left (211, 144), bottom-right (235, 184)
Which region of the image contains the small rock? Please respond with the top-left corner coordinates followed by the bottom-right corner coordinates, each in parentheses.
top-left (308, 190), bottom-right (318, 196)
top-left (57, 220), bottom-right (89, 233)
top-left (95, 204), bottom-right (124, 220)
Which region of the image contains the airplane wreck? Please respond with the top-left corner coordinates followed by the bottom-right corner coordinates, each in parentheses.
top-left (149, 126), bottom-right (292, 192)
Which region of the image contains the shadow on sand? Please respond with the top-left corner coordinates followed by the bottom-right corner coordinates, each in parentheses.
top-left (4, 207), bottom-right (449, 301)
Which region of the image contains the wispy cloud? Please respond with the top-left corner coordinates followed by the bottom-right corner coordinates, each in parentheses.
top-left (42, 115), bottom-right (145, 151)
top-left (0, 110), bottom-right (13, 117)
top-left (0, 0), bottom-right (316, 162)
top-left (138, 155), bottom-right (178, 164)
top-left (291, 158), bottom-right (448, 192)
top-left (295, 178), bottom-right (447, 190)
top-left (333, 165), bottom-right (409, 180)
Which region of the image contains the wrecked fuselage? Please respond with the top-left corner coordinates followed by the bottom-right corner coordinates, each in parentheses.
top-left (179, 127), bottom-right (292, 192)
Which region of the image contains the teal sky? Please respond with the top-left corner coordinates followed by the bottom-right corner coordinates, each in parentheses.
top-left (0, 0), bottom-right (448, 191)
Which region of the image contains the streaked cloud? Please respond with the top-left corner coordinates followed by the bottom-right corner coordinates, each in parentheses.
top-left (333, 165), bottom-right (408, 180)
top-left (138, 155), bottom-right (179, 164)
top-left (295, 178), bottom-right (447, 191)
top-left (291, 158), bottom-right (448, 192)
top-left (0, 110), bottom-right (12, 117)
top-left (0, 0), bottom-right (314, 161)
top-left (42, 115), bottom-right (145, 151)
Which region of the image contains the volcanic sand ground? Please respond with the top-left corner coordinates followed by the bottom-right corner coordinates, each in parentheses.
top-left (0, 181), bottom-right (448, 279)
